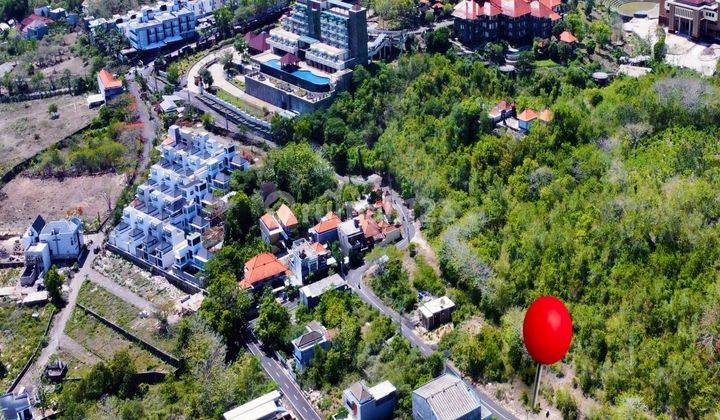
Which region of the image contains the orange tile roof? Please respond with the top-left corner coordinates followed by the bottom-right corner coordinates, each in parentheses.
top-left (538, 109), bottom-right (553, 122)
top-left (517, 109), bottom-right (538, 121)
top-left (277, 203), bottom-right (297, 227)
top-left (241, 253), bottom-right (289, 288)
top-left (313, 212), bottom-right (341, 234)
top-left (260, 213), bottom-right (279, 230)
top-left (549, 11), bottom-right (561, 20)
top-left (559, 31), bottom-right (578, 43)
top-left (98, 69), bottom-right (122, 89)
top-left (360, 212), bottom-right (383, 239)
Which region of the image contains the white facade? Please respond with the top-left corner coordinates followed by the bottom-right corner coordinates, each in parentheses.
top-left (109, 126), bottom-right (243, 281)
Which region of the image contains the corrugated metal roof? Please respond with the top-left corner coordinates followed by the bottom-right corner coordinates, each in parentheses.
top-left (413, 374), bottom-right (481, 420)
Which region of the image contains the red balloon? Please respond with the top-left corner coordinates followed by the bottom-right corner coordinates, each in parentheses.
top-left (522, 296), bottom-right (573, 365)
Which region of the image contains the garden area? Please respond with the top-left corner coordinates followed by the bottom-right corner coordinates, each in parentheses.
top-left (0, 304), bottom-right (54, 390)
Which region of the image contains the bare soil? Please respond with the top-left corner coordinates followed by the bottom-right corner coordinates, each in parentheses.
top-left (0, 95), bottom-right (98, 177)
top-left (0, 174), bottom-right (126, 233)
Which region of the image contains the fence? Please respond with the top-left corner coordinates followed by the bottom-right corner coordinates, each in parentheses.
top-left (76, 303), bottom-right (180, 368)
top-left (105, 243), bottom-right (205, 294)
top-left (6, 308), bottom-right (57, 393)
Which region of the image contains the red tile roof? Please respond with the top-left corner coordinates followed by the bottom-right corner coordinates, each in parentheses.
top-left (260, 213), bottom-right (279, 230)
top-left (499, 0), bottom-right (531, 18)
top-left (277, 204), bottom-right (297, 228)
top-left (241, 253), bottom-right (289, 288)
top-left (539, 0), bottom-right (562, 8)
top-left (313, 212), bottom-right (341, 234)
top-left (549, 11), bottom-right (561, 20)
top-left (452, 0), bottom-right (501, 19)
top-left (19, 14), bottom-right (52, 30)
top-left (529, 0), bottom-right (554, 18)
top-left (280, 52), bottom-right (301, 67)
top-left (245, 31), bottom-right (270, 52)
top-left (559, 31), bottom-right (578, 43)
top-left (517, 108), bottom-right (538, 121)
top-left (98, 69), bottom-right (122, 89)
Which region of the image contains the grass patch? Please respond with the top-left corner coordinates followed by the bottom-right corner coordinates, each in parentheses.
top-left (0, 268), bottom-right (20, 288)
top-left (77, 282), bottom-right (178, 354)
top-left (0, 305), bottom-right (53, 390)
top-left (214, 88), bottom-right (270, 120)
top-left (65, 308), bottom-right (170, 373)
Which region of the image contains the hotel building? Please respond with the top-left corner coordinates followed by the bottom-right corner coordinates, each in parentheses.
top-left (660, 0), bottom-right (720, 39)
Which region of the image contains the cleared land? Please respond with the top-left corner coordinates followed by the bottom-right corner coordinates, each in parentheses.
top-left (65, 309), bottom-right (172, 373)
top-left (77, 282), bottom-right (178, 354)
top-left (0, 174), bottom-right (126, 234)
top-left (0, 95), bottom-right (98, 177)
top-left (0, 305), bottom-right (53, 390)
top-left (92, 254), bottom-right (185, 308)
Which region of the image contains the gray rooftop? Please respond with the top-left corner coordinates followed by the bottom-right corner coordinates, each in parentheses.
top-left (40, 218), bottom-right (81, 236)
top-left (299, 274), bottom-right (346, 299)
top-left (413, 374), bottom-right (481, 420)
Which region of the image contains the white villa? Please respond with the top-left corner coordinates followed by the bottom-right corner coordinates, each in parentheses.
top-left (21, 215), bottom-right (84, 285)
top-left (108, 125), bottom-right (245, 284)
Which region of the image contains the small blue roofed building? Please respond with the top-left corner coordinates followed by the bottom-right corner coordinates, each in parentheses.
top-left (292, 320), bottom-right (332, 370)
top-left (342, 380), bottom-right (397, 420)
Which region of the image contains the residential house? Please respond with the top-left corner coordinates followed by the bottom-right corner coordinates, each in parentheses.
top-left (418, 296), bottom-right (455, 331)
top-left (343, 380), bottom-right (397, 420)
top-left (21, 215), bottom-right (84, 285)
top-left (19, 14), bottom-right (51, 39)
top-left (559, 30), bottom-right (578, 44)
top-left (287, 239), bottom-right (333, 284)
top-left (299, 273), bottom-right (347, 308)
top-left (309, 211), bottom-right (342, 244)
top-left (240, 252), bottom-right (290, 291)
top-left (516, 108), bottom-right (537, 132)
top-left (259, 204), bottom-right (298, 244)
top-left (338, 217), bottom-right (364, 255)
top-left (49, 7), bottom-right (66, 20)
top-left (223, 390), bottom-right (290, 420)
top-left (97, 69), bottom-right (124, 102)
top-left (0, 392), bottom-right (32, 420)
top-left (292, 320), bottom-right (332, 370)
top-left (109, 126), bottom-right (239, 284)
top-left (452, 0), bottom-right (561, 47)
top-left (359, 209), bottom-right (402, 248)
top-left (33, 5), bottom-right (50, 16)
top-left (412, 374), bottom-right (492, 420)
top-left (488, 100), bottom-right (515, 123)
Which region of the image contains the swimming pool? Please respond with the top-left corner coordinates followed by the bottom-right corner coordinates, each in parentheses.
top-left (266, 59), bottom-right (330, 85)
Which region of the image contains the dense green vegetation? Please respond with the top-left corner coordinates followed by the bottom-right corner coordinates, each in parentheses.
top-left (293, 290), bottom-right (444, 418)
top-left (280, 49), bottom-right (720, 416)
top-left (56, 316), bottom-right (274, 418)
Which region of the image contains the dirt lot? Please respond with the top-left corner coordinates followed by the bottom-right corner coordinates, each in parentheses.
top-left (0, 95), bottom-right (98, 177)
top-left (0, 174), bottom-right (126, 233)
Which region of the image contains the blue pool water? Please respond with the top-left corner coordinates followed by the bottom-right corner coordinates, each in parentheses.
top-left (266, 59), bottom-right (330, 85)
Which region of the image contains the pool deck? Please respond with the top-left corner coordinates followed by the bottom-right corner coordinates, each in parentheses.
top-left (252, 51), bottom-right (337, 82)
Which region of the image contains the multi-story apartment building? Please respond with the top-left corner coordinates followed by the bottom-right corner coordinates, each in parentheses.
top-left (87, 0), bottom-right (231, 51)
top-left (109, 125), bottom-right (241, 284)
top-left (452, 0), bottom-right (561, 46)
top-left (660, 0), bottom-right (720, 39)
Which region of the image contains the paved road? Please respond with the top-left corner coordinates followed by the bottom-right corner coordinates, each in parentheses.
top-left (246, 335), bottom-right (322, 420)
top-left (345, 263), bottom-right (518, 420)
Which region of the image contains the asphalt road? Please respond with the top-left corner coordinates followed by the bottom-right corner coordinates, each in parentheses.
top-left (245, 334), bottom-right (321, 420)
